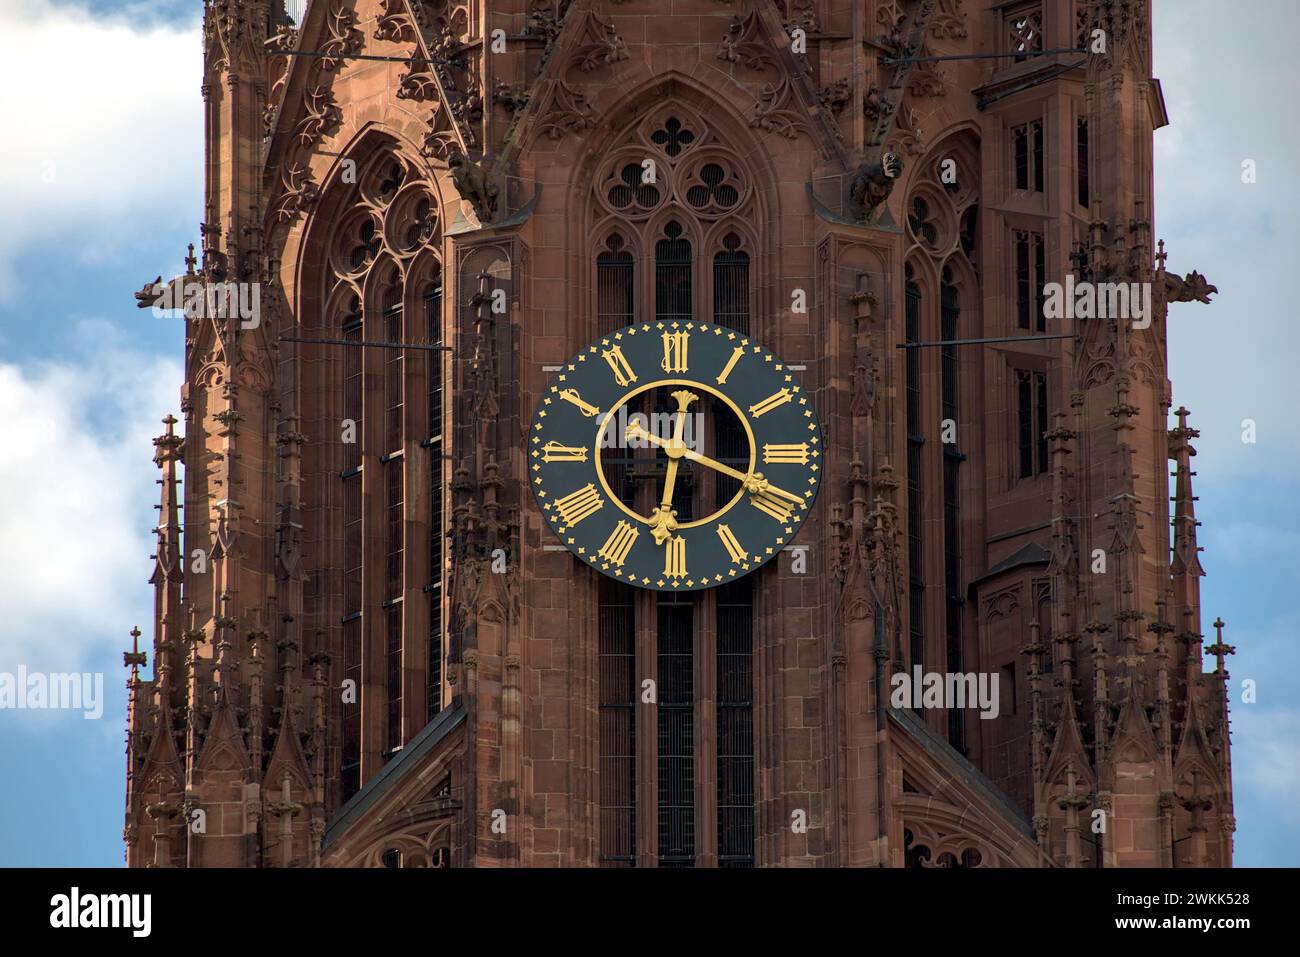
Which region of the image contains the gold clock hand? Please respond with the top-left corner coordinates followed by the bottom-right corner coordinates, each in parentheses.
top-left (625, 422), bottom-right (804, 506)
top-left (660, 458), bottom-right (680, 510)
top-left (656, 390), bottom-right (697, 511)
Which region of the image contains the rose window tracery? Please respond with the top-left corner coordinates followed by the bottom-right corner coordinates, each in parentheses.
top-left (593, 109), bottom-right (754, 228)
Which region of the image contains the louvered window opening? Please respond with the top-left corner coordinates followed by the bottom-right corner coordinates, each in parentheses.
top-left (597, 236), bottom-right (635, 336)
top-left (905, 273), bottom-right (925, 675)
top-left (425, 284), bottom-right (444, 721)
top-left (717, 579), bottom-right (754, 867)
top-left (657, 597), bottom-right (695, 867)
top-left (712, 234), bottom-right (750, 334)
top-left (385, 603), bottom-right (402, 753)
top-left (341, 304), bottom-right (363, 802)
top-left (941, 277), bottom-right (965, 750)
top-left (655, 222), bottom-right (692, 325)
top-left (598, 579), bottom-right (636, 866)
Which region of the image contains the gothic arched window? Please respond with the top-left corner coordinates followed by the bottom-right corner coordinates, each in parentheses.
top-left (310, 143), bottom-right (444, 801)
top-left (654, 221), bottom-right (692, 323)
top-left (712, 233), bottom-right (750, 334)
top-left (905, 263), bottom-right (925, 676)
top-left (596, 235), bottom-right (634, 335)
top-left (424, 277), bottom-right (444, 721)
top-left (941, 267), bottom-right (964, 749)
top-left (589, 106), bottom-right (763, 868)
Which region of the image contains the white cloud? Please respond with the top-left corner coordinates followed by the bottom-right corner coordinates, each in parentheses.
top-left (1154, 0), bottom-right (1300, 476)
top-left (0, 320), bottom-right (181, 670)
top-left (0, 0), bottom-right (202, 298)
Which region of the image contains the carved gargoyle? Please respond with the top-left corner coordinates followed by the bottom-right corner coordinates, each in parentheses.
top-left (1164, 270), bottom-right (1218, 304)
top-left (134, 276), bottom-right (164, 309)
top-left (448, 151), bottom-right (501, 224)
top-left (862, 84), bottom-right (883, 124)
top-left (849, 152), bottom-right (903, 221)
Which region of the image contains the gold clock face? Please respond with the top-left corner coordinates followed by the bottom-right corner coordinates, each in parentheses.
top-left (529, 322), bottom-right (822, 591)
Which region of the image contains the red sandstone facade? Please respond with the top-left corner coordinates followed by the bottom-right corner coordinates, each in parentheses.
top-left (124, 0), bottom-right (1234, 868)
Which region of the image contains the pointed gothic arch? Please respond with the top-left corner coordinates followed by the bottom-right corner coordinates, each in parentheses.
top-left (571, 74), bottom-right (781, 343)
top-left (284, 119), bottom-right (451, 806)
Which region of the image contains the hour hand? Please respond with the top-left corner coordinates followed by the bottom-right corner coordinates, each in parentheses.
top-left (625, 421), bottom-right (668, 448)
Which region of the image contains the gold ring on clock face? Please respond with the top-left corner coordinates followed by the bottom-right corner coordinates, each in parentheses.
top-left (593, 378), bottom-right (756, 530)
top-left (528, 321), bottom-right (822, 592)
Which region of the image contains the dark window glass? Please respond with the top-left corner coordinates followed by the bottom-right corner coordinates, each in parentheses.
top-left (654, 222), bottom-right (692, 324)
top-left (905, 272), bottom-right (925, 674)
top-left (386, 604), bottom-right (402, 753)
top-left (342, 454), bottom-right (363, 800)
top-left (1017, 370), bottom-right (1033, 479)
top-left (941, 278), bottom-right (959, 426)
top-left (343, 476), bottom-right (362, 614)
top-left (425, 284), bottom-right (444, 722)
top-left (960, 204), bottom-right (979, 262)
top-left (1034, 233), bottom-right (1046, 332)
top-left (384, 300), bottom-right (403, 453)
top-left (341, 614), bottom-right (361, 802)
top-left (1032, 120), bottom-right (1044, 193)
top-left (342, 304), bottom-right (362, 470)
top-left (717, 579), bottom-right (754, 867)
top-left (599, 579), bottom-right (636, 866)
top-left (597, 235), bottom-right (634, 336)
top-left (1036, 372), bottom-right (1049, 475)
top-left (1014, 125), bottom-right (1029, 190)
top-left (386, 457), bottom-right (403, 598)
top-left (426, 283), bottom-right (443, 440)
top-left (657, 596), bottom-right (694, 867)
top-left (1077, 118), bottom-right (1090, 208)
top-left (1015, 231), bottom-right (1031, 330)
top-left (909, 196), bottom-right (938, 247)
top-left (941, 274), bottom-right (964, 750)
top-left (427, 581), bottom-right (442, 722)
top-left (712, 234), bottom-right (750, 334)
top-left (1013, 121), bottom-right (1044, 193)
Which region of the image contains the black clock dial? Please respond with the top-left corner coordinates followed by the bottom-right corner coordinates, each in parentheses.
top-left (529, 321), bottom-right (822, 591)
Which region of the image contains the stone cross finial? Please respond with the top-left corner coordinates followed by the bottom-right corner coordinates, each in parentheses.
top-left (124, 626), bottom-right (147, 673)
top-left (1206, 617), bottom-right (1236, 675)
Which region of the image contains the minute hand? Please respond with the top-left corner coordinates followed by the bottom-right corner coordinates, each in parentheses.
top-left (625, 424), bottom-right (804, 504)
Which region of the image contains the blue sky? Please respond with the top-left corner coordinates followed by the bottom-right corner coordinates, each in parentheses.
top-left (0, 0), bottom-right (1295, 867)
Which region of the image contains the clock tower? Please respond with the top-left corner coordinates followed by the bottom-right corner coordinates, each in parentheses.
top-left (124, 0), bottom-right (1233, 868)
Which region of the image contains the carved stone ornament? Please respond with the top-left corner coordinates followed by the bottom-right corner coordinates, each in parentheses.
top-left (448, 151), bottom-right (501, 223)
top-left (537, 82), bottom-right (596, 140)
top-left (572, 11), bottom-right (629, 72)
top-left (850, 152), bottom-right (903, 221)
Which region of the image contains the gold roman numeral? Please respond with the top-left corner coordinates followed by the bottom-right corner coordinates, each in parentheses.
top-left (661, 331), bottom-right (689, 373)
top-left (602, 345), bottom-right (638, 387)
top-left (716, 524), bottom-right (748, 564)
top-left (555, 483), bottom-right (604, 527)
top-left (763, 442), bottom-right (810, 465)
top-left (541, 441), bottom-right (589, 462)
top-left (750, 488), bottom-right (797, 523)
top-left (559, 388), bottom-right (600, 418)
top-left (599, 520), bottom-right (639, 566)
top-left (716, 346), bottom-right (745, 385)
top-left (663, 536), bottom-right (687, 578)
top-left (749, 388), bottom-right (793, 418)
